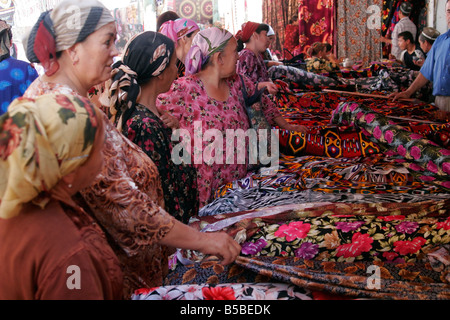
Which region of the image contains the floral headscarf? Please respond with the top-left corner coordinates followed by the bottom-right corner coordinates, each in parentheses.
top-left (24, 0), bottom-right (115, 76)
top-left (108, 31), bottom-right (175, 129)
top-left (0, 94), bottom-right (102, 219)
top-left (185, 27), bottom-right (233, 76)
top-left (159, 18), bottom-right (200, 45)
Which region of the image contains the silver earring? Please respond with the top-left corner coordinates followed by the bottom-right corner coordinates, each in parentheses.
top-left (68, 184), bottom-right (73, 189)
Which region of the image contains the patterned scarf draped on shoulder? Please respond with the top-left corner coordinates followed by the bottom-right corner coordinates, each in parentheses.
top-left (0, 94), bottom-right (102, 219)
top-left (0, 20), bottom-right (12, 62)
top-left (159, 18), bottom-right (200, 45)
top-left (108, 31), bottom-right (175, 129)
top-left (24, 0), bottom-right (115, 76)
top-left (185, 27), bottom-right (233, 76)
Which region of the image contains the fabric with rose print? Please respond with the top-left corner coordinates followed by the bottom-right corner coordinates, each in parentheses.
top-left (132, 282), bottom-right (313, 300)
top-left (330, 102), bottom-right (450, 190)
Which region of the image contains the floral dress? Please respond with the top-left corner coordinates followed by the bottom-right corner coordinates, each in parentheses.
top-left (237, 48), bottom-right (271, 84)
top-left (23, 78), bottom-right (177, 299)
top-left (157, 74), bottom-right (279, 207)
top-left (117, 104), bottom-right (199, 224)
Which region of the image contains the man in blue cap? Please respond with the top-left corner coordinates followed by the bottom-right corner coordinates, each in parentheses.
top-left (390, 0), bottom-right (450, 121)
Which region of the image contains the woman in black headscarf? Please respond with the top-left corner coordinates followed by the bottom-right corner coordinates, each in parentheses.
top-left (108, 31), bottom-right (199, 224)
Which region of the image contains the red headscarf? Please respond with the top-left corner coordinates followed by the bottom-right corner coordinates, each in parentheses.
top-left (235, 22), bottom-right (261, 43)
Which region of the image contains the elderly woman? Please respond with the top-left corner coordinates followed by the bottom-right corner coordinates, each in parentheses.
top-left (108, 31), bottom-right (199, 224)
top-left (0, 94), bottom-right (124, 300)
top-left (159, 18), bottom-right (200, 77)
top-left (23, 0), bottom-right (240, 299)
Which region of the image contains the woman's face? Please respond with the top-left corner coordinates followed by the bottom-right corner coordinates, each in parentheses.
top-left (178, 30), bottom-right (199, 61)
top-left (255, 30), bottom-right (270, 52)
top-left (160, 53), bottom-right (178, 92)
top-left (218, 37), bottom-right (239, 78)
top-left (73, 22), bottom-right (119, 89)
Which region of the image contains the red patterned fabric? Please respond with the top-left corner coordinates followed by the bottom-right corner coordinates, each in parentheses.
top-left (298, 0), bottom-right (335, 55)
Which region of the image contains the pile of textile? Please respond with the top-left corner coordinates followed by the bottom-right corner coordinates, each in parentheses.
top-left (133, 64), bottom-right (450, 301)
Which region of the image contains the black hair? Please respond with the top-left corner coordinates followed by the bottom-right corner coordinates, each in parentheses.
top-left (157, 11), bottom-right (180, 31)
top-left (398, 31), bottom-right (414, 43)
top-left (237, 23), bottom-right (270, 52)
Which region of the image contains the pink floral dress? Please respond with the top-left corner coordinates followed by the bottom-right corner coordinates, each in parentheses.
top-left (157, 74), bottom-right (279, 207)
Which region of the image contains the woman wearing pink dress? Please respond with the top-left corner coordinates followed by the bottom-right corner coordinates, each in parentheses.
top-left (157, 27), bottom-right (280, 207)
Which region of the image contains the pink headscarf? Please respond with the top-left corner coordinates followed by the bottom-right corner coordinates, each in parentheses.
top-left (185, 27), bottom-right (233, 76)
top-left (159, 18), bottom-right (200, 45)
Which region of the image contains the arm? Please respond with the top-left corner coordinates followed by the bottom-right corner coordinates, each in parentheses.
top-left (388, 72), bottom-right (429, 101)
top-left (273, 115), bottom-right (308, 133)
top-left (160, 220), bottom-right (241, 265)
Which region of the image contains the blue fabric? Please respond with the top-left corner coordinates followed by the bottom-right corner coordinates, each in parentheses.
top-left (0, 57), bottom-right (38, 115)
top-left (420, 29), bottom-right (450, 97)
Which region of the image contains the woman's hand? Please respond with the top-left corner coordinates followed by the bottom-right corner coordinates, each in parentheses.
top-left (285, 123), bottom-right (308, 134)
top-left (158, 107), bottom-right (180, 130)
top-left (198, 232), bottom-right (242, 265)
top-left (258, 81), bottom-right (279, 95)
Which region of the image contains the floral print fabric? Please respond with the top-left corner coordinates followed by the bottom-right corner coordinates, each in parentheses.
top-left (23, 79), bottom-right (177, 299)
top-left (330, 102), bottom-right (450, 190)
top-left (306, 57), bottom-right (340, 74)
top-left (118, 104), bottom-right (199, 224)
top-left (132, 282), bottom-right (313, 300)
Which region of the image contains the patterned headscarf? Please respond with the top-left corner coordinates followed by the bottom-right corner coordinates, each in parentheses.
top-left (108, 31), bottom-right (175, 129)
top-left (0, 94), bottom-right (102, 219)
top-left (185, 27), bottom-right (233, 76)
top-left (159, 18), bottom-right (200, 45)
top-left (24, 0), bottom-right (115, 76)
top-left (0, 19), bottom-right (12, 62)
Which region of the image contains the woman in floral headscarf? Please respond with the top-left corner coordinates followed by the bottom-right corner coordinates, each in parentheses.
top-left (159, 18), bottom-right (200, 77)
top-left (0, 93), bottom-right (124, 300)
top-left (23, 1), bottom-right (240, 299)
top-left (157, 27), bottom-right (277, 207)
top-left (108, 31), bottom-right (199, 224)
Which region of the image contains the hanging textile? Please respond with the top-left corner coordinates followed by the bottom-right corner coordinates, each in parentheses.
top-left (298, 0), bottom-right (335, 57)
top-left (174, 0), bottom-right (213, 25)
top-left (262, 0), bottom-right (299, 58)
top-left (337, 0), bottom-right (382, 67)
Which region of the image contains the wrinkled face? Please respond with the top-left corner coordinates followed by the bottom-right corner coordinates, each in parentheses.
top-left (218, 37), bottom-right (239, 78)
top-left (74, 22), bottom-right (119, 89)
top-left (418, 39), bottom-right (431, 53)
